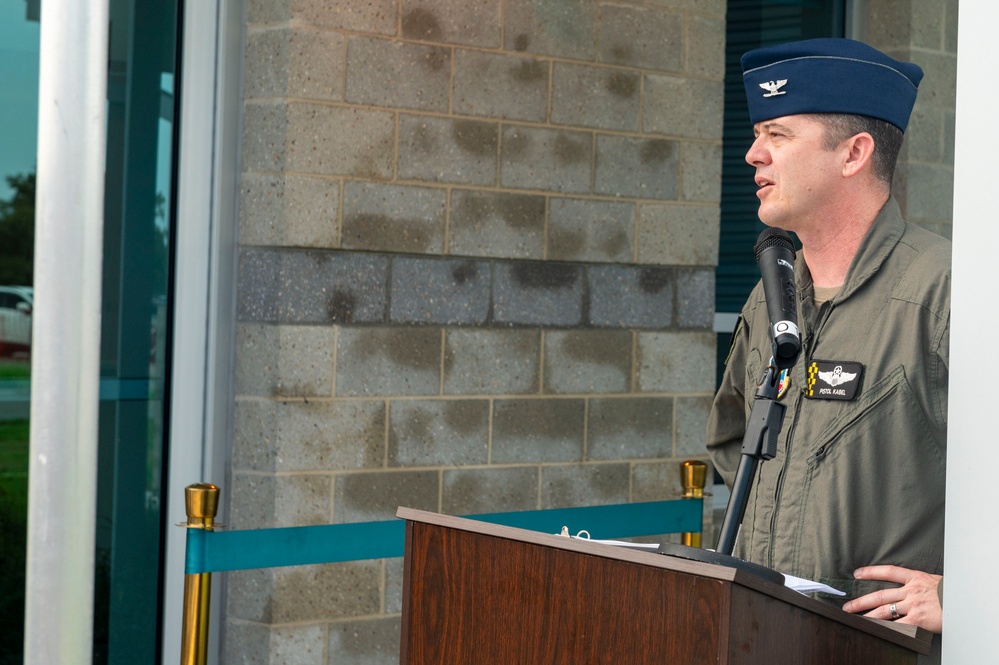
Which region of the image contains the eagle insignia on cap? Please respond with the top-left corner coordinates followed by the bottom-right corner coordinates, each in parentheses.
top-left (759, 80), bottom-right (787, 97)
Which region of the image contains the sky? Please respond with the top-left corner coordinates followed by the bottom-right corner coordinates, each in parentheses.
top-left (0, 1), bottom-right (40, 201)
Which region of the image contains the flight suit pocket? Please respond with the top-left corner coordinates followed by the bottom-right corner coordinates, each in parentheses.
top-left (792, 365), bottom-right (946, 582)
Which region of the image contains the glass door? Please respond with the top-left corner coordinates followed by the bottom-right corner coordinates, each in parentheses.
top-left (0, 2), bottom-right (39, 661)
top-left (94, 0), bottom-right (181, 662)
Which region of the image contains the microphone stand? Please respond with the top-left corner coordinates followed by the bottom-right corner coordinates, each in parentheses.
top-left (657, 349), bottom-right (791, 586)
top-left (714, 361), bottom-right (785, 556)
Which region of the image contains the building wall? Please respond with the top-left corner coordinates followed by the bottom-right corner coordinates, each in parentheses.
top-left (862, 0), bottom-right (958, 237)
top-left (226, 0), bottom-right (724, 662)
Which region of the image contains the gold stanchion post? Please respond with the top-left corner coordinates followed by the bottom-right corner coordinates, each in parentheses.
top-left (181, 483), bottom-right (219, 665)
top-left (680, 461), bottom-right (707, 548)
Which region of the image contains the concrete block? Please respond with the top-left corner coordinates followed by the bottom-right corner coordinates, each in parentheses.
top-left (912, 0), bottom-right (947, 50)
top-left (910, 51), bottom-right (957, 110)
top-left (222, 623), bottom-right (269, 665)
top-left (345, 36), bottom-right (451, 112)
top-left (905, 162), bottom-right (954, 223)
top-left (649, 0), bottom-right (724, 17)
top-left (543, 330), bottom-right (632, 394)
top-left (342, 182), bottom-right (446, 254)
top-left (551, 63), bottom-right (640, 131)
top-left (243, 102), bottom-right (395, 178)
top-left (905, 106), bottom-right (946, 162)
top-left (453, 50), bottom-right (549, 121)
top-left (449, 190), bottom-right (545, 259)
top-left (945, 0), bottom-right (958, 52)
top-left (631, 459), bottom-right (685, 502)
top-left (677, 269), bottom-right (714, 329)
top-left (230, 472), bottom-right (332, 529)
top-left (491, 399), bottom-right (585, 463)
top-left (681, 142), bottom-right (723, 203)
top-left (675, 395), bottom-right (712, 457)
top-left (390, 256), bottom-right (491, 325)
top-left (644, 75), bottom-right (724, 140)
top-left (443, 329), bottom-right (541, 395)
top-left (336, 327), bottom-right (442, 396)
top-left (244, 27), bottom-right (346, 101)
top-left (587, 397), bottom-right (672, 461)
top-left (293, 0), bottom-right (398, 35)
top-left (225, 623), bottom-right (326, 665)
top-left (594, 135), bottom-right (678, 200)
top-left (235, 324), bottom-right (335, 398)
top-left (385, 557), bottom-right (404, 614)
top-left (248, 0), bottom-right (290, 24)
top-left (442, 466), bottom-right (540, 514)
top-left (587, 265), bottom-right (674, 329)
top-left (637, 203), bottom-right (719, 266)
top-left (242, 102), bottom-right (290, 172)
top-left (636, 331), bottom-right (716, 393)
top-left (388, 399), bottom-right (489, 466)
top-left (328, 617), bottom-right (402, 665)
top-left (540, 463), bottom-right (631, 508)
top-left (685, 15), bottom-right (726, 79)
top-left (493, 262), bottom-right (584, 326)
top-left (269, 625), bottom-right (326, 665)
top-left (237, 248), bottom-right (389, 324)
top-left (243, 102), bottom-right (395, 180)
top-left (398, 115), bottom-right (498, 186)
top-left (239, 174), bottom-right (338, 248)
top-left (548, 198), bottom-right (634, 263)
top-left (244, 28), bottom-right (290, 99)
top-left (503, 0), bottom-right (595, 60)
top-left (597, 5), bottom-right (682, 72)
top-left (402, 0), bottom-right (502, 47)
top-left (291, 103), bottom-right (396, 177)
top-left (227, 561), bottom-right (381, 622)
top-left (333, 470), bottom-right (440, 521)
top-left (232, 399), bottom-right (386, 472)
top-left (500, 125), bottom-right (592, 194)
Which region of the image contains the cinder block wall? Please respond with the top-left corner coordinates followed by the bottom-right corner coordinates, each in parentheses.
top-left (862, 0), bottom-right (958, 238)
top-left (228, 0), bottom-right (724, 662)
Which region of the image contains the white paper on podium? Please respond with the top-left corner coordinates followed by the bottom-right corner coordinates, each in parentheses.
top-left (557, 531), bottom-right (845, 597)
top-left (783, 574), bottom-right (845, 596)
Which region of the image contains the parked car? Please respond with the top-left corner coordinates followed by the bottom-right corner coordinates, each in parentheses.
top-left (0, 286), bottom-right (33, 359)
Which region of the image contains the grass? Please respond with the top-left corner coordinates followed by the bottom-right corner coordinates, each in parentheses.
top-left (0, 418), bottom-right (28, 664)
top-left (0, 361), bottom-right (30, 380)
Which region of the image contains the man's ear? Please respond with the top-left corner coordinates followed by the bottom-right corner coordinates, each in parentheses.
top-left (842, 132), bottom-right (875, 178)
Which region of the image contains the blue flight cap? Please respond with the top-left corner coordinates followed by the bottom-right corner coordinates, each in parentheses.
top-left (741, 38), bottom-right (923, 132)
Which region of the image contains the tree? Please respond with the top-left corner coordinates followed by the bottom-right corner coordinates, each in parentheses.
top-left (0, 173), bottom-right (35, 286)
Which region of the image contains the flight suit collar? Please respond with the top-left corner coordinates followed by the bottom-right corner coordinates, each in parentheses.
top-left (794, 196), bottom-right (905, 305)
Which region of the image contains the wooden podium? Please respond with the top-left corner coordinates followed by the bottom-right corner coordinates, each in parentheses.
top-left (397, 507), bottom-right (931, 664)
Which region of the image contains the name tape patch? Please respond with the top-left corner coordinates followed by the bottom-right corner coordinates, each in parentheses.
top-left (805, 360), bottom-right (864, 400)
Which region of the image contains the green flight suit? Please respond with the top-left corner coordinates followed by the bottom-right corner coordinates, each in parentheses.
top-left (707, 197), bottom-right (950, 601)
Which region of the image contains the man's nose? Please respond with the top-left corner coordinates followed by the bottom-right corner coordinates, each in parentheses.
top-left (745, 136), bottom-right (769, 166)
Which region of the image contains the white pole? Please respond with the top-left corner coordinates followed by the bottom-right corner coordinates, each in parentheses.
top-left (944, 0), bottom-right (999, 661)
top-left (23, 0), bottom-right (109, 661)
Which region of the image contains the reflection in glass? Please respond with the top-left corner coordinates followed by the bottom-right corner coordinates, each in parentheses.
top-left (94, 0), bottom-right (179, 662)
top-left (0, 2), bottom-right (38, 661)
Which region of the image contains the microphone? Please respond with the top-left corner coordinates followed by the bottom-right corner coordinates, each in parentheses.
top-left (754, 227), bottom-right (800, 370)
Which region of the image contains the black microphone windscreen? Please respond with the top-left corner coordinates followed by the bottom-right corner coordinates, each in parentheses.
top-left (754, 227), bottom-right (795, 262)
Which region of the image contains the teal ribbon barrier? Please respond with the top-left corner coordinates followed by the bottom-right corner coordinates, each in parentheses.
top-left (184, 499), bottom-right (702, 574)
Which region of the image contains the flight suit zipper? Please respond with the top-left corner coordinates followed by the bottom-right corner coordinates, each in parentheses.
top-left (766, 298), bottom-right (832, 570)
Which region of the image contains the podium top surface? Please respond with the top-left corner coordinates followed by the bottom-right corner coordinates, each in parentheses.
top-left (396, 506), bottom-right (932, 656)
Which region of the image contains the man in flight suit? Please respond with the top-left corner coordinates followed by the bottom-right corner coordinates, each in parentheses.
top-left (706, 38), bottom-right (948, 658)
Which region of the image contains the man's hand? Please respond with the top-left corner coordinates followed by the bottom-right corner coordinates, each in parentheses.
top-left (842, 565), bottom-right (943, 634)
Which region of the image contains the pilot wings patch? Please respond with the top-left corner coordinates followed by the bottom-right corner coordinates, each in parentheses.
top-left (806, 360), bottom-right (864, 401)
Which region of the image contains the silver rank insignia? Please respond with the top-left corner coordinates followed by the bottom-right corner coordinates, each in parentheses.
top-left (805, 360), bottom-right (863, 400)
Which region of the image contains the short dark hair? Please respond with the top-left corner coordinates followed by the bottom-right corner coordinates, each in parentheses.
top-left (812, 113), bottom-right (904, 189)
